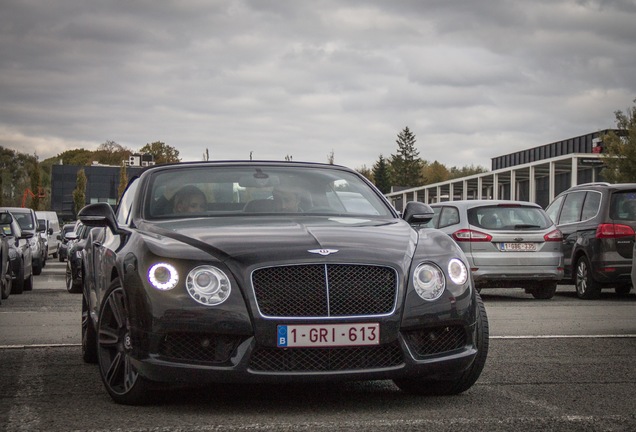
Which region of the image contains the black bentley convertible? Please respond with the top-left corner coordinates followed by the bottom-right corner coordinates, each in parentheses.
top-left (78, 161), bottom-right (488, 405)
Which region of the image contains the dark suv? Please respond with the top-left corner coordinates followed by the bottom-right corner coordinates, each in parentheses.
top-left (545, 182), bottom-right (636, 299)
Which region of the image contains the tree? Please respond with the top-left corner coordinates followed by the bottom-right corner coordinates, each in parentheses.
top-left (423, 161), bottom-right (450, 184)
top-left (118, 162), bottom-right (128, 201)
top-left (356, 165), bottom-right (374, 182)
top-left (601, 99), bottom-right (636, 182)
top-left (327, 150), bottom-right (335, 165)
top-left (30, 156), bottom-right (42, 211)
top-left (139, 141), bottom-right (180, 164)
top-left (73, 169), bottom-right (87, 216)
top-left (94, 140), bottom-right (133, 166)
top-left (372, 155), bottom-right (392, 194)
top-left (389, 127), bottom-right (423, 187)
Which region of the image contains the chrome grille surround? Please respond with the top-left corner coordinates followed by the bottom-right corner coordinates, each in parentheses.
top-left (251, 264), bottom-right (398, 319)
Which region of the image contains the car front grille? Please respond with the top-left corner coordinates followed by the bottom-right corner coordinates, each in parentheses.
top-left (252, 264), bottom-right (397, 317)
top-left (249, 343), bottom-right (403, 372)
top-left (158, 333), bottom-right (245, 364)
top-left (402, 326), bottom-right (467, 358)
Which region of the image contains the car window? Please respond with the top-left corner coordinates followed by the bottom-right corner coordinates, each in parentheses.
top-left (469, 205), bottom-right (552, 230)
top-left (558, 191), bottom-right (586, 224)
top-left (610, 190), bottom-right (636, 221)
top-left (545, 195), bottom-right (564, 224)
top-left (145, 166), bottom-right (393, 219)
top-left (581, 191), bottom-right (601, 221)
top-left (117, 178), bottom-right (140, 226)
top-left (13, 212), bottom-right (35, 231)
top-left (438, 207), bottom-right (460, 228)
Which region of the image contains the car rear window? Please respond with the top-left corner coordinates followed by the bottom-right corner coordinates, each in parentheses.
top-left (468, 205), bottom-right (552, 230)
top-left (610, 191), bottom-right (636, 221)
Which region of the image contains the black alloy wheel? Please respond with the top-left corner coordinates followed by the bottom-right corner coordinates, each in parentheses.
top-left (575, 256), bottom-right (601, 300)
top-left (97, 281), bottom-right (156, 405)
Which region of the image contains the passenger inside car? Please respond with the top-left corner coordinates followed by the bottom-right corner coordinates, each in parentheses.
top-left (173, 185), bottom-right (207, 214)
top-left (272, 186), bottom-right (303, 212)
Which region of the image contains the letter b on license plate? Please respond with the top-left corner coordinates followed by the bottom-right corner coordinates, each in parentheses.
top-left (277, 323), bottom-right (380, 348)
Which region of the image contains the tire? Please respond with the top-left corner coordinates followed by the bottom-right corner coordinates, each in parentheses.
top-left (97, 280), bottom-right (157, 405)
top-left (575, 256), bottom-right (601, 300)
top-left (615, 285), bottom-right (631, 297)
top-left (32, 260), bottom-right (42, 276)
top-left (530, 281), bottom-right (557, 299)
top-left (66, 261), bottom-right (82, 293)
top-left (11, 261), bottom-right (25, 295)
top-left (393, 292), bottom-right (489, 396)
top-left (24, 274), bottom-right (33, 291)
top-left (82, 290), bottom-right (98, 364)
top-left (1, 256), bottom-right (11, 300)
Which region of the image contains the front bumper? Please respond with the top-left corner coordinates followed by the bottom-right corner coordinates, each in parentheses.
top-left (128, 321), bottom-right (478, 384)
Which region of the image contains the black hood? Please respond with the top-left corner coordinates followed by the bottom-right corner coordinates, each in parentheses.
top-left (142, 216), bottom-right (417, 268)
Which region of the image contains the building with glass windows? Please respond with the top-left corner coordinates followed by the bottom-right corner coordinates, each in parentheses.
top-left (386, 130), bottom-right (616, 211)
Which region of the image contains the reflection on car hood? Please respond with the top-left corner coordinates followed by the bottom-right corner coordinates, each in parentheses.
top-left (143, 216), bottom-right (417, 267)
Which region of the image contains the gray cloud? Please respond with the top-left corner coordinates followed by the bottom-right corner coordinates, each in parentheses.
top-left (1, 0), bottom-right (634, 169)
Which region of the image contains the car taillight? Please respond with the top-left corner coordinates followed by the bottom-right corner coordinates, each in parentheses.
top-left (452, 229), bottom-right (492, 242)
top-left (595, 223), bottom-right (635, 239)
top-left (544, 229), bottom-right (563, 242)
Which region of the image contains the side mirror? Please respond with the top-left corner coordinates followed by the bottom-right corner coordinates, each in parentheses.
top-left (48, 227), bottom-right (54, 235)
top-left (78, 202), bottom-right (120, 234)
top-left (402, 201), bottom-right (435, 224)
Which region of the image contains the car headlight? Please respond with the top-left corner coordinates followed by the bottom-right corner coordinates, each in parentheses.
top-left (186, 265), bottom-right (231, 306)
top-left (413, 263), bottom-right (445, 301)
top-left (148, 263), bottom-right (179, 291)
top-left (448, 258), bottom-right (468, 285)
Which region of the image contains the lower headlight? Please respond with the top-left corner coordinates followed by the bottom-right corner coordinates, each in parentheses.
top-left (148, 263), bottom-right (179, 291)
top-left (186, 266), bottom-right (231, 306)
top-left (413, 263), bottom-right (445, 301)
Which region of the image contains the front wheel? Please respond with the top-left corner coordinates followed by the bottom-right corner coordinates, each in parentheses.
top-left (575, 256), bottom-right (601, 300)
top-left (97, 281), bottom-right (157, 405)
top-left (393, 292), bottom-right (489, 395)
top-left (66, 261), bottom-right (82, 293)
top-left (1, 257), bottom-right (11, 300)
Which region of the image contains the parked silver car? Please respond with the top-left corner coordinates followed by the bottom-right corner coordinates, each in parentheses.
top-left (426, 200), bottom-right (564, 299)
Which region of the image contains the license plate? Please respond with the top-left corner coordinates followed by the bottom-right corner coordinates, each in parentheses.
top-left (499, 242), bottom-right (537, 251)
top-left (277, 323), bottom-right (380, 348)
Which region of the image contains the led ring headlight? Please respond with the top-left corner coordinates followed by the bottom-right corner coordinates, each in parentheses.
top-left (186, 265), bottom-right (231, 306)
top-left (148, 263), bottom-right (179, 291)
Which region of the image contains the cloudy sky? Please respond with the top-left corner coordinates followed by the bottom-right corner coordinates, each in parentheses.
top-left (1, 1), bottom-right (635, 170)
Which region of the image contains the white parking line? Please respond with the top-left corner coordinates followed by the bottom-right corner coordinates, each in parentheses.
top-left (1, 334), bottom-right (635, 350)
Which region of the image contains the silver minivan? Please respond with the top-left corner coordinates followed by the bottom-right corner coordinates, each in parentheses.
top-left (426, 200), bottom-right (564, 299)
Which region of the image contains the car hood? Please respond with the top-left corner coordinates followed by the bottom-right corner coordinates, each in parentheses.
top-left (141, 216), bottom-right (417, 268)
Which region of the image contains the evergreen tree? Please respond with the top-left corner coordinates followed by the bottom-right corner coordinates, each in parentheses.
top-left (372, 154), bottom-right (392, 194)
top-left (389, 127), bottom-right (423, 187)
top-left (118, 162), bottom-right (128, 201)
top-left (601, 99), bottom-right (636, 182)
top-left (73, 169), bottom-right (87, 216)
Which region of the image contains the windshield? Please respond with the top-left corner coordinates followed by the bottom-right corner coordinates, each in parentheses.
top-left (468, 205), bottom-right (552, 230)
top-left (145, 165), bottom-right (393, 219)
